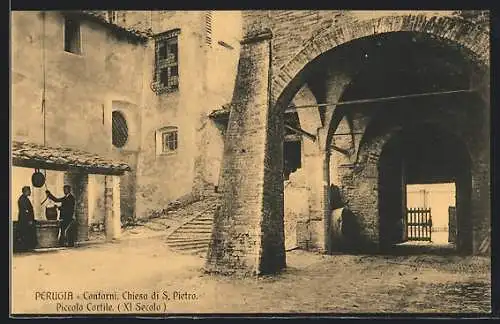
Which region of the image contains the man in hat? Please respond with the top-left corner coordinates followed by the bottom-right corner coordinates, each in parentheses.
top-left (46, 185), bottom-right (76, 247)
top-left (17, 186), bottom-right (37, 251)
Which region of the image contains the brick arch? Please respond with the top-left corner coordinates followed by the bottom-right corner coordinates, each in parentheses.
top-left (272, 14), bottom-right (490, 105)
top-left (291, 85), bottom-right (322, 135)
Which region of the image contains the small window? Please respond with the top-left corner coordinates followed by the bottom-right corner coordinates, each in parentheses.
top-left (162, 130), bottom-right (178, 152)
top-left (156, 127), bottom-right (179, 155)
top-left (112, 111), bottom-right (128, 148)
top-left (153, 29), bottom-right (180, 94)
top-left (64, 16), bottom-right (81, 54)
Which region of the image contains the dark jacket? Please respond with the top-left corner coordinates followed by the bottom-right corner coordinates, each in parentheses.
top-left (47, 193), bottom-right (75, 221)
top-left (17, 195), bottom-right (34, 223)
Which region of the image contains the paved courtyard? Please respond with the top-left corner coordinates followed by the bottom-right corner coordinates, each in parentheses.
top-left (11, 234), bottom-right (491, 315)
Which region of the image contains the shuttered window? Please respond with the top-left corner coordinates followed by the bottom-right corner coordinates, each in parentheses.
top-left (153, 29), bottom-right (180, 94)
top-left (112, 111), bottom-right (128, 148)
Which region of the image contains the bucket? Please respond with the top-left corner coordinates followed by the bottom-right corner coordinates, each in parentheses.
top-left (45, 206), bottom-right (58, 220)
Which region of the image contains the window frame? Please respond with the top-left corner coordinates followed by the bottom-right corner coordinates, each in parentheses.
top-left (111, 110), bottom-right (129, 148)
top-left (63, 16), bottom-right (82, 55)
top-left (153, 29), bottom-right (180, 94)
top-left (156, 126), bottom-right (179, 155)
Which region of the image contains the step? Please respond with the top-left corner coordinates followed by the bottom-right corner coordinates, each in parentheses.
top-left (166, 238), bottom-right (211, 243)
top-left (166, 240), bottom-right (211, 248)
top-left (168, 244), bottom-right (210, 251)
top-left (168, 233), bottom-right (212, 240)
top-left (179, 226), bottom-right (212, 231)
top-left (170, 244), bottom-right (209, 253)
top-left (188, 220), bottom-right (213, 225)
top-left (194, 218), bottom-right (214, 222)
top-left (187, 247), bottom-right (209, 255)
top-left (182, 222), bottom-right (213, 227)
top-left (173, 229), bottom-right (213, 234)
top-left (174, 243), bottom-right (210, 251)
top-left (169, 231), bottom-right (212, 236)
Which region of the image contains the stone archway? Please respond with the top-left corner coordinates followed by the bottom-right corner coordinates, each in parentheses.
top-left (206, 14), bottom-right (490, 275)
top-left (376, 124), bottom-right (473, 254)
top-left (272, 14), bottom-right (489, 108)
top-left (270, 16), bottom-right (489, 256)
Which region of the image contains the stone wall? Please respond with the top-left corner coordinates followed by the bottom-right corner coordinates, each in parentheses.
top-left (12, 11), bottom-right (145, 222)
top-left (12, 11), bottom-right (243, 222)
top-left (11, 11), bottom-right (146, 154)
top-left (205, 30), bottom-right (286, 275)
top-left (135, 11), bottom-right (243, 218)
top-left (133, 12), bottom-right (205, 218)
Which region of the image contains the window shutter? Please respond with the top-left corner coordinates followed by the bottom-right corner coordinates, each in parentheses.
top-left (205, 11), bottom-right (213, 47)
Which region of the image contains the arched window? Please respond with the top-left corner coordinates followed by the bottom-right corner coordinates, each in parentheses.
top-left (112, 111), bottom-right (128, 148)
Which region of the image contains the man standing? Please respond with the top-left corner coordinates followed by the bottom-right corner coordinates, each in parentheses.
top-left (46, 185), bottom-right (76, 247)
top-left (17, 186), bottom-right (37, 251)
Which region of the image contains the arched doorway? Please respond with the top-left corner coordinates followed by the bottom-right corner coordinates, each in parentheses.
top-left (378, 124), bottom-right (472, 254)
top-left (207, 14), bottom-right (489, 275)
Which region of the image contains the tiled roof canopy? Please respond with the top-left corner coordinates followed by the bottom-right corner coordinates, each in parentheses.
top-left (12, 141), bottom-right (131, 176)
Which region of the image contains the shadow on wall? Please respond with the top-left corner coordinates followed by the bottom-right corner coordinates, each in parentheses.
top-left (330, 207), bottom-right (373, 253)
top-left (329, 185), bottom-right (374, 253)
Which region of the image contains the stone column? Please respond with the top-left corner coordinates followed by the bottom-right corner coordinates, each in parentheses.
top-left (205, 29), bottom-right (286, 275)
top-left (105, 175), bottom-right (121, 241)
top-left (64, 169), bottom-right (89, 243)
top-left (301, 139), bottom-right (327, 251)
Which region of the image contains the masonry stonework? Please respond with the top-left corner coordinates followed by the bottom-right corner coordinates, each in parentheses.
top-left (205, 29), bottom-right (286, 275)
top-left (12, 11), bottom-right (490, 261)
top-left (224, 10), bottom-right (490, 260)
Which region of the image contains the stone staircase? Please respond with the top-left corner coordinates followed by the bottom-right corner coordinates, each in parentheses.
top-left (165, 197), bottom-right (218, 256)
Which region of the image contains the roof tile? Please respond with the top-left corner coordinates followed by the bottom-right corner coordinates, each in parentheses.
top-left (12, 141), bottom-right (131, 175)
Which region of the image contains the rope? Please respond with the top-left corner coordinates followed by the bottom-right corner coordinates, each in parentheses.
top-left (38, 12), bottom-right (51, 208)
top-left (41, 11), bottom-right (47, 147)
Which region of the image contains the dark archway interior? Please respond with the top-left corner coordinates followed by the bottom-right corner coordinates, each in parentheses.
top-left (378, 124), bottom-right (472, 254)
top-left (319, 32), bottom-right (483, 254)
top-left (320, 31), bottom-right (486, 155)
top-left (277, 30), bottom-right (487, 255)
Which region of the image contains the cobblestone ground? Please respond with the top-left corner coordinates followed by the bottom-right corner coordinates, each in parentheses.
top-left (11, 235), bottom-right (491, 315)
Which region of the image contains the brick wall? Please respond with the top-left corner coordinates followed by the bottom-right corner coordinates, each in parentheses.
top-left (205, 30), bottom-right (286, 275)
top-left (245, 11), bottom-right (490, 104)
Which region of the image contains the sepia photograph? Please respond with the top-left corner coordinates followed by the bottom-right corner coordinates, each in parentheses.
top-left (10, 9), bottom-right (492, 316)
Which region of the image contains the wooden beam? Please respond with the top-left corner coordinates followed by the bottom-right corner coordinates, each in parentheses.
top-left (284, 124), bottom-right (316, 141)
top-left (331, 145), bottom-right (351, 156)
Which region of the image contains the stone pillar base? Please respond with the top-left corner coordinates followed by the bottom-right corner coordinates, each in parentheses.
top-left (105, 175), bottom-right (121, 241)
